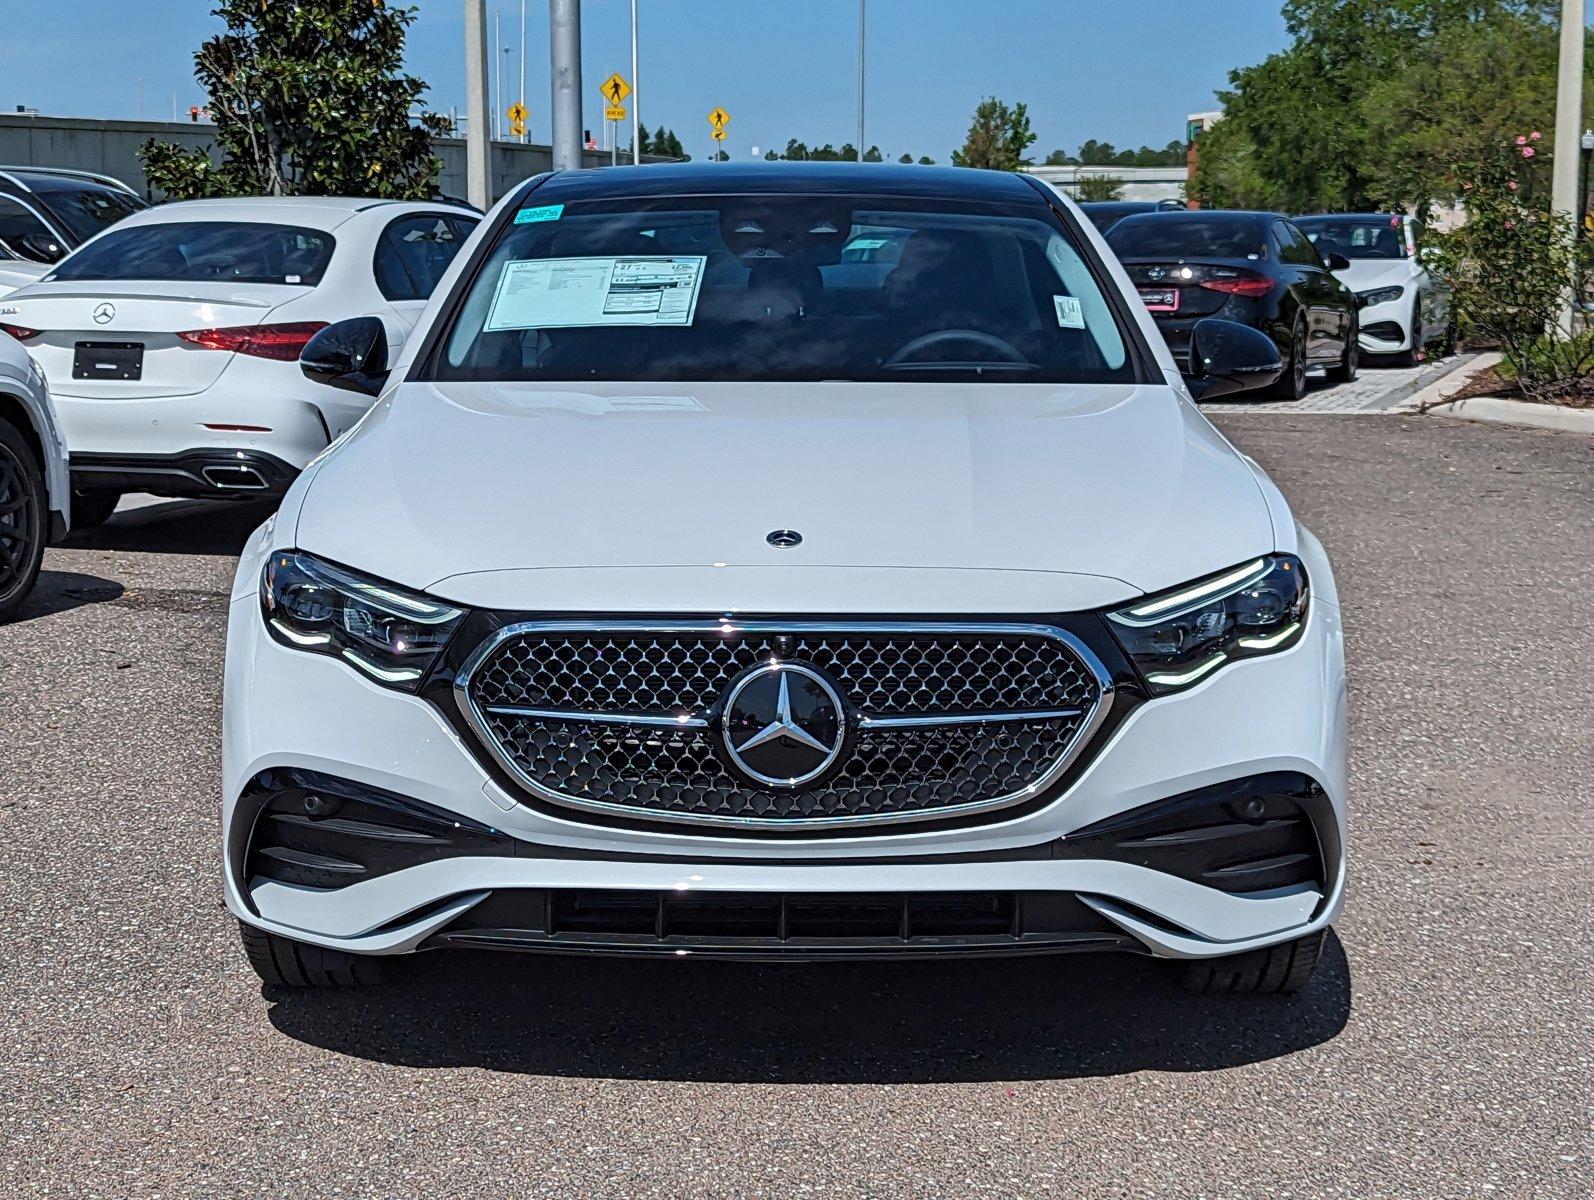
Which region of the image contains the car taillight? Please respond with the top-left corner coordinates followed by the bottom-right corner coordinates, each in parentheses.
top-left (1198, 273), bottom-right (1272, 297)
top-left (0, 322), bottom-right (41, 342)
top-left (177, 321), bottom-right (329, 361)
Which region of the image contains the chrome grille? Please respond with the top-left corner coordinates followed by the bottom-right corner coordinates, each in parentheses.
top-left (457, 622), bottom-right (1111, 831)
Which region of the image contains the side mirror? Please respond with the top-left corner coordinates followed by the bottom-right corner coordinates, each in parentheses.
top-left (1183, 318), bottom-right (1283, 400)
top-left (15, 233), bottom-right (63, 263)
top-left (1324, 251), bottom-right (1351, 271)
top-left (300, 316), bottom-right (389, 397)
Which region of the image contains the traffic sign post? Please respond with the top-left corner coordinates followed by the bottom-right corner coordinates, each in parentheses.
top-left (599, 75), bottom-right (632, 166)
top-left (708, 107), bottom-right (729, 159)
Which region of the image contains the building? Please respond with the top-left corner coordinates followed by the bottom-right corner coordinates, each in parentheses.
top-left (1024, 164), bottom-right (1186, 204)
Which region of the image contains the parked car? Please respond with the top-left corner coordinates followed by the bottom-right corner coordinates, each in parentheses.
top-left (1295, 213), bottom-right (1453, 366)
top-left (0, 329), bottom-right (70, 622)
top-left (222, 163), bottom-right (1346, 1000)
top-left (1078, 198), bottom-right (1186, 234)
top-left (0, 196), bottom-right (478, 522)
top-left (0, 166), bottom-right (147, 264)
top-left (1106, 209), bottom-right (1359, 401)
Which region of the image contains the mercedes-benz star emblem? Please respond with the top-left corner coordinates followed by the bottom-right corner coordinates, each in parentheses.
top-left (720, 662), bottom-right (846, 788)
top-left (92, 302), bottom-right (116, 325)
top-left (766, 529), bottom-right (802, 548)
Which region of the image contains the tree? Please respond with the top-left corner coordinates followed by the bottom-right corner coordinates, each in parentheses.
top-left (918, 155), bottom-right (935, 165)
top-left (862, 145), bottom-right (883, 162)
top-left (764, 149), bottom-right (780, 161)
top-left (1074, 173), bottom-right (1126, 202)
top-left (1043, 148), bottom-right (1076, 166)
top-left (951, 97), bottom-right (1035, 170)
top-left (1191, 0), bottom-right (1564, 213)
top-left (139, 0), bottom-right (447, 199)
top-left (898, 152), bottom-right (914, 164)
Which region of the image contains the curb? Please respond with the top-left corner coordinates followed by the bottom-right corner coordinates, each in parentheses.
top-left (1389, 351), bottom-right (1501, 413)
top-left (1425, 392), bottom-right (1594, 435)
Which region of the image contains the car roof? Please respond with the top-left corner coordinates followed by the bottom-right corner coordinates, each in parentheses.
top-left (1296, 212), bottom-right (1407, 221)
top-left (522, 161), bottom-right (1048, 205)
top-left (111, 196), bottom-right (471, 232)
top-left (1080, 201), bottom-right (1157, 210)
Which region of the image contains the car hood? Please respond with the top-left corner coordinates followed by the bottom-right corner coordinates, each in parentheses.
top-left (293, 380), bottom-right (1279, 614)
top-left (1333, 258), bottom-right (1413, 293)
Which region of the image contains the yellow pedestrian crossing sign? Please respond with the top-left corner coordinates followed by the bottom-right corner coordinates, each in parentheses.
top-left (707, 106), bottom-right (729, 131)
top-left (506, 102), bottom-right (527, 137)
top-left (710, 128), bottom-right (726, 141)
top-left (604, 105), bottom-right (627, 122)
top-left (600, 73), bottom-right (631, 106)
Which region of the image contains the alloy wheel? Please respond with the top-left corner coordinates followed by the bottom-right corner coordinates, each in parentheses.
top-left (0, 441), bottom-right (40, 603)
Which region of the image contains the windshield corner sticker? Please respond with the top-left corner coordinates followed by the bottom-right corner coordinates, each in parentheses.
top-left (1053, 294), bottom-right (1085, 329)
top-left (513, 203), bottom-right (565, 225)
top-left (483, 255), bottom-right (707, 331)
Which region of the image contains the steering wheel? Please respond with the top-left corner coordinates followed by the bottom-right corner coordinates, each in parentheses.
top-left (882, 328), bottom-right (1029, 367)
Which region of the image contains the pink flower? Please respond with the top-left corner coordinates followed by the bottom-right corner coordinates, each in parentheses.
top-left (1523, 146), bottom-right (1536, 158)
top-left (1463, 181), bottom-right (1474, 190)
top-left (1508, 180), bottom-right (1519, 191)
top-left (1516, 135), bottom-right (1528, 145)
top-left (1505, 220), bottom-right (1516, 230)
top-left (1530, 131), bottom-right (1542, 140)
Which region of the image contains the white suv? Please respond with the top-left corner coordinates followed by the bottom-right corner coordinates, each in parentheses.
top-left (0, 329), bottom-right (69, 622)
top-left (0, 196), bottom-right (476, 522)
top-left (223, 164), bottom-right (1347, 996)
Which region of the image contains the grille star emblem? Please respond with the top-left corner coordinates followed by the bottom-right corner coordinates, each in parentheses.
top-left (720, 662), bottom-right (847, 789)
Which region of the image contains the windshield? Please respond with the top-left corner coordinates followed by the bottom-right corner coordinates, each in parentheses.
top-left (427, 194), bottom-right (1133, 384)
top-left (27, 178), bottom-right (146, 241)
top-left (50, 221), bottom-right (335, 285)
top-left (1297, 216), bottom-right (1409, 260)
top-left (1107, 216), bottom-right (1267, 260)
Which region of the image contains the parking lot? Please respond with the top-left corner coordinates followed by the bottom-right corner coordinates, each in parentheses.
top-left (1, 408), bottom-right (1588, 1199)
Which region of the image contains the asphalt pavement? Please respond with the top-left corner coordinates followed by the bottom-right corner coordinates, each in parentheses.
top-left (1, 413), bottom-right (1590, 1199)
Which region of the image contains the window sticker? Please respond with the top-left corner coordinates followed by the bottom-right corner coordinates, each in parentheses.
top-left (1053, 294), bottom-right (1085, 329)
top-left (846, 236), bottom-right (890, 251)
top-left (483, 255), bottom-right (707, 331)
top-left (513, 203), bottom-right (565, 224)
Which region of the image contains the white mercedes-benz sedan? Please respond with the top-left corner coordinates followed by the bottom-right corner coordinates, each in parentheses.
top-left (0, 196), bottom-right (477, 524)
top-left (222, 164), bottom-right (1347, 997)
top-left (1297, 212), bottom-right (1453, 365)
top-left (0, 328), bottom-right (70, 621)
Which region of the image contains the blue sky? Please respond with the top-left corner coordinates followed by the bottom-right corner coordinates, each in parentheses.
top-left (2, 0), bottom-right (1293, 159)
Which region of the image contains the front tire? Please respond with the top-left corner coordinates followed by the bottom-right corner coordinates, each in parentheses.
top-left (1268, 318), bottom-right (1309, 400)
top-left (1395, 300), bottom-right (1424, 368)
top-left (0, 418), bottom-right (47, 624)
top-left (238, 921), bottom-right (387, 989)
top-left (1178, 929), bottom-right (1327, 995)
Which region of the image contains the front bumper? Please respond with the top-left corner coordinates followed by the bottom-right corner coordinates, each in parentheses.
top-left (1357, 297), bottom-right (1413, 353)
top-left (222, 554), bottom-right (1349, 963)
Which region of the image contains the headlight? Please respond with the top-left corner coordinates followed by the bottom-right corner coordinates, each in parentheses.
top-left (1106, 555), bottom-right (1309, 694)
top-left (260, 550), bottom-right (465, 690)
top-left (1355, 284), bottom-right (1404, 307)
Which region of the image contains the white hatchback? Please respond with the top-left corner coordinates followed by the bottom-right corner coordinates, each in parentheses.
top-left (0, 196), bottom-right (477, 522)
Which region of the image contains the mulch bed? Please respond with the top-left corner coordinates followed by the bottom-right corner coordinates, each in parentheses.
top-left (1424, 364), bottom-right (1594, 411)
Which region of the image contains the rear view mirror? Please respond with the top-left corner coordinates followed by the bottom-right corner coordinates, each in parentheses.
top-left (1183, 318), bottom-right (1282, 400)
top-left (300, 317), bottom-right (390, 397)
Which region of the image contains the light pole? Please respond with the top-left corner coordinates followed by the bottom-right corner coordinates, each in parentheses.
top-left (855, 0), bottom-right (866, 162)
top-left (1551, 0), bottom-right (1584, 331)
top-left (630, 0), bottom-right (641, 165)
top-left (519, 0), bottom-right (527, 144)
top-left (465, 0), bottom-right (491, 208)
top-left (549, 0), bottom-right (583, 171)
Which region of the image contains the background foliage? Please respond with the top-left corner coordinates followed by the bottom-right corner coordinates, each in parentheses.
top-left (140, 0), bottom-right (447, 200)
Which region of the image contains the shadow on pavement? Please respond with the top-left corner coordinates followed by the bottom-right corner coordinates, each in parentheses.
top-left (266, 932), bottom-right (1351, 1083)
top-left (62, 497), bottom-right (274, 557)
top-left (10, 569), bottom-right (125, 622)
